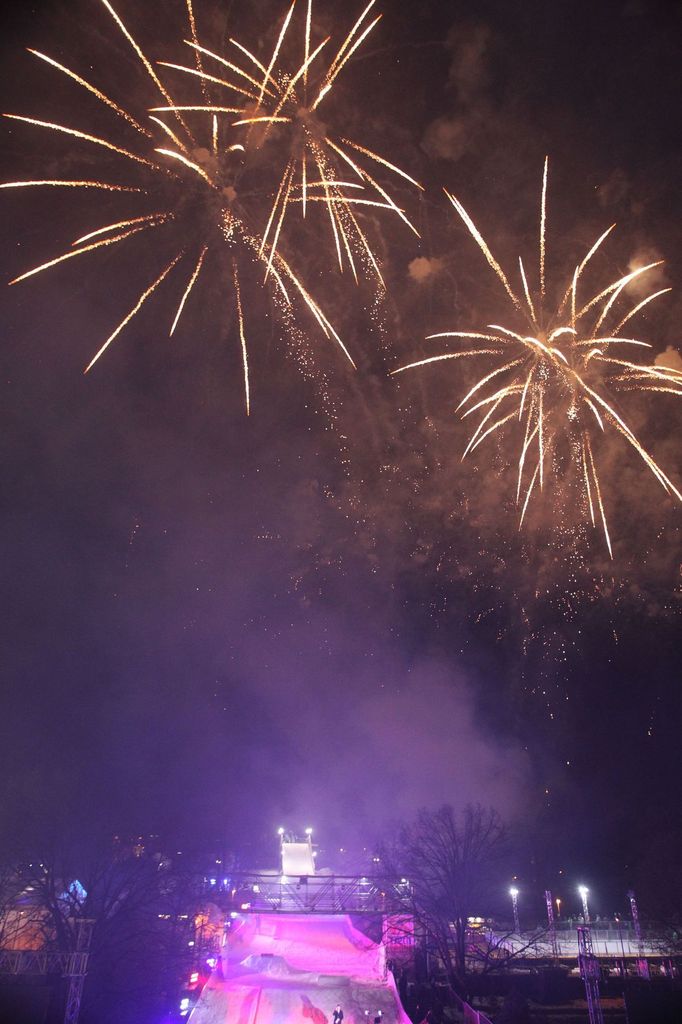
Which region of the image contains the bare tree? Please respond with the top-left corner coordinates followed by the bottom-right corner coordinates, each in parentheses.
top-left (0, 842), bottom-right (213, 1024)
top-left (379, 804), bottom-right (542, 1000)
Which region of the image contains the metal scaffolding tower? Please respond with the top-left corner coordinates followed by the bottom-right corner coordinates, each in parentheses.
top-left (63, 918), bottom-right (94, 1024)
top-left (544, 890), bottom-right (559, 958)
top-left (627, 889), bottom-right (650, 980)
top-left (577, 926), bottom-right (604, 1024)
top-left (0, 918), bottom-right (93, 1024)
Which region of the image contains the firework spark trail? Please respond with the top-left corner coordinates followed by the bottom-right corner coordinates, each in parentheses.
top-left (185, 0), bottom-right (210, 104)
top-left (539, 156), bottom-right (547, 302)
top-left (3, 0), bottom-right (374, 406)
top-left (154, 147), bottom-right (214, 185)
top-left (98, 0), bottom-right (193, 141)
top-left (27, 48), bottom-right (152, 138)
top-left (9, 223), bottom-right (162, 285)
top-left (84, 253), bottom-right (183, 373)
top-left (394, 160), bottom-right (681, 553)
top-left (312, 1), bottom-right (381, 109)
top-left (3, 114), bottom-right (166, 172)
top-left (0, 180), bottom-right (144, 192)
top-left (232, 260), bottom-right (250, 415)
top-left (157, 61), bottom-right (265, 103)
top-left (183, 42), bottom-right (274, 96)
top-left (149, 115), bottom-right (191, 154)
top-left (72, 213), bottom-right (171, 246)
top-left (170, 246), bottom-right (207, 336)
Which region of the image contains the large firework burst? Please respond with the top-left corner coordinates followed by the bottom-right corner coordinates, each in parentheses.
top-left (1, 0), bottom-right (417, 411)
top-left (394, 159), bottom-right (682, 555)
top-left (156, 0), bottom-right (423, 286)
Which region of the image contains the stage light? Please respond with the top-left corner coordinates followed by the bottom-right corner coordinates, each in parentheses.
top-left (509, 887), bottom-right (520, 933)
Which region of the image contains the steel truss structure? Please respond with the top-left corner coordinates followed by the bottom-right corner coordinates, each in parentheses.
top-left (227, 873), bottom-right (409, 914)
top-left (0, 918), bottom-right (93, 1024)
top-left (577, 926), bottom-right (605, 1024)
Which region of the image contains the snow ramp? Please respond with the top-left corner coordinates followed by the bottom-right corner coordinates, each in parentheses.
top-left (189, 913), bottom-right (412, 1024)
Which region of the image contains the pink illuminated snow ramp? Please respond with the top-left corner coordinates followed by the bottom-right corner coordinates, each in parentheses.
top-left (188, 913), bottom-right (412, 1024)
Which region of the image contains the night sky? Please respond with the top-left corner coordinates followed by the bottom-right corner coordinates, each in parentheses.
top-left (1, 0), bottom-right (680, 921)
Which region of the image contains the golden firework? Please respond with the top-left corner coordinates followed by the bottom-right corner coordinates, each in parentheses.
top-left (2, 0), bottom-right (389, 412)
top-left (393, 159), bottom-right (682, 555)
top-left (153, 0), bottom-right (423, 287)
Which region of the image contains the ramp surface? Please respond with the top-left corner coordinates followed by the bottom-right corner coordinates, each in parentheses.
top-left (189, 913), bottom-right (412, 1024)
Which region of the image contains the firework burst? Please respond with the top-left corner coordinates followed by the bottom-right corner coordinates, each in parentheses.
top-left (154, 0), bottom-right (423, 287)
top-left (393, 159), bottom-right (682, 555)
top-left (0, 0), bottom-right (394, 412)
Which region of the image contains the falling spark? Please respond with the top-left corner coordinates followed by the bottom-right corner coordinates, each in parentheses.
top-left (394, 160), bottom-right (682, 553)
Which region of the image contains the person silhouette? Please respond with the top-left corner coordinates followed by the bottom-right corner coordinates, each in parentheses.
top-left (333, 1006), bottom-right (344, 1024)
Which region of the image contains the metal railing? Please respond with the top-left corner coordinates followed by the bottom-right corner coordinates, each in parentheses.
top-left (225, 874), bottom-right (410, 914)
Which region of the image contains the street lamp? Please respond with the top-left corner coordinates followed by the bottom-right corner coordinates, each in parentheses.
top-left (509, 887), bottom-right (520, 934)
top-left (578, 885), bottom-right (590, 923)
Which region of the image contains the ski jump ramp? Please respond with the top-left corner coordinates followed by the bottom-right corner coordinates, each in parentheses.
top-left (189, 913), bottom-right (413, 1024)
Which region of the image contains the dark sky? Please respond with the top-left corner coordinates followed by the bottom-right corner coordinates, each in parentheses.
top-left (1, 0), bottom-right (680, 919)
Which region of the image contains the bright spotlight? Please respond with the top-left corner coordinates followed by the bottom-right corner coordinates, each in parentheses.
top-left (304, 827), bottom-right (313, 835)
top-left (509, 887), bottom-right (519, 897)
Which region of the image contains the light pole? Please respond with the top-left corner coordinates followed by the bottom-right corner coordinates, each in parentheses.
top-left (509, 887), bottom-right (520, 934)
top-left (578, 885), bottom-right (590, 923)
